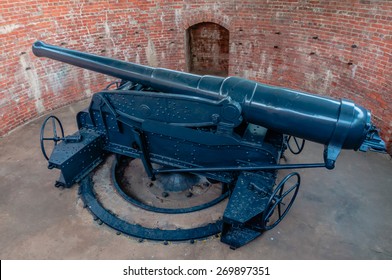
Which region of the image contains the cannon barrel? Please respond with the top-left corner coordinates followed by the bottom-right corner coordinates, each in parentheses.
top-left (32, 41), bottom-right (385, 162)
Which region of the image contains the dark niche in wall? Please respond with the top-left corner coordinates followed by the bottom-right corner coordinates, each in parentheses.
top-left (186, 22), bottom-right (229, 77)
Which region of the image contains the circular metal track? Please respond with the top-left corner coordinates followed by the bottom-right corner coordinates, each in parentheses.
top-left (112, 156), bottom-right (229, 214)
top-left (79, 155), bottom-right (227, 241)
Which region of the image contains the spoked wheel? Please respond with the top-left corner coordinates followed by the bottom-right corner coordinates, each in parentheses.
top-left (40, 115), bottom-right (64, 160)
top-left (263, 172), bottom-right (301, 230)
top-left (287, 136), bottom-right (305, 154)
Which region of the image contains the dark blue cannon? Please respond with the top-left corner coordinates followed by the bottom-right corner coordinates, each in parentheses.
top-left (33, 41), bottom-right (385, 249)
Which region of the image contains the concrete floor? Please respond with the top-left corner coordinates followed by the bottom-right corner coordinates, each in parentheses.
top-left (1, 99), bottom-right (392, 260)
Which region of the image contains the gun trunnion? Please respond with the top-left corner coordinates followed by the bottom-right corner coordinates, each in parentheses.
top-left (33, 41), bottom-right (386, 249)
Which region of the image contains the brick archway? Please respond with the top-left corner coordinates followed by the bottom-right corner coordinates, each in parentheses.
top-left (186, 22), bottom-right (229, 76)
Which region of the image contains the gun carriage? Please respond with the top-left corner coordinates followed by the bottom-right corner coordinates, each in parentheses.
top-left (33, 41), bottom-right (385, 249)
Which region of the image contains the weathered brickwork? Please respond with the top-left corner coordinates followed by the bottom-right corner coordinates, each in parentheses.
top-left (188, 22), bottom-right (229, 76)
top-left (1, 0), bottom-right (391, 153)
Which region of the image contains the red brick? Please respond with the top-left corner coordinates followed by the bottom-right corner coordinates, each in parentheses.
top-left (1, 0), bottom-right (391, 152)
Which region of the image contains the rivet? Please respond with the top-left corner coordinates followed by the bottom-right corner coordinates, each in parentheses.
top-left (186, 192), bottom-right (193, 198)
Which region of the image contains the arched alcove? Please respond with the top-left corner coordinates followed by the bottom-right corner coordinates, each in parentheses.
top-left (186, 22), bottom-right (229, 76)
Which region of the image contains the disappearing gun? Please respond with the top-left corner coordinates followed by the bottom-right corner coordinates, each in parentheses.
top-left (33, 41), bottom-right (385, 248)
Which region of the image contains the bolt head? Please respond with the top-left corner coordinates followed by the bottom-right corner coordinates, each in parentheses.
top-left (186, 192), bottom-right (193, 198)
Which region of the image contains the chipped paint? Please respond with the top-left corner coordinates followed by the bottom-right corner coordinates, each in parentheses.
top-left (351, 65), bottom-right (358, 78)
top-left (0, 24), bottom-right (21, 34)
top-left (19, 55), bottom-right (45, 113)
top-left (146, 39), bottom-right (158, 67)
top-left (104, 12), bottom-right (116, 53)
top-left (322, 70), bottom-right (333, 94)
top-left (174, 9), bottom-right (182, 28)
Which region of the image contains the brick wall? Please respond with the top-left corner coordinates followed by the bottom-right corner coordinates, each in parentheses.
top-left (1, 0), bottom-right (391, 153)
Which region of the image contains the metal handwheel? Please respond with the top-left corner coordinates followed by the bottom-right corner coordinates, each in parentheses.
top-left (287, 136), bottom-right (305, 154)
top-left (263, 172), bottom-right (301, 230)
top-left (40, 115), bottom-right (64, 160)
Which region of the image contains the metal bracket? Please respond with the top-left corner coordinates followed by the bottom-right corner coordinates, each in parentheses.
top-left (324, 99), bottom-right (355, 169)
top-left (48, 129), bottom-right (105, 187)
top-left (132, 128), bottom-right (155, 180)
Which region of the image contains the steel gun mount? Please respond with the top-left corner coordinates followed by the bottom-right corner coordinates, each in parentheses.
top-left (33, 41), bottom-right (386, 249)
